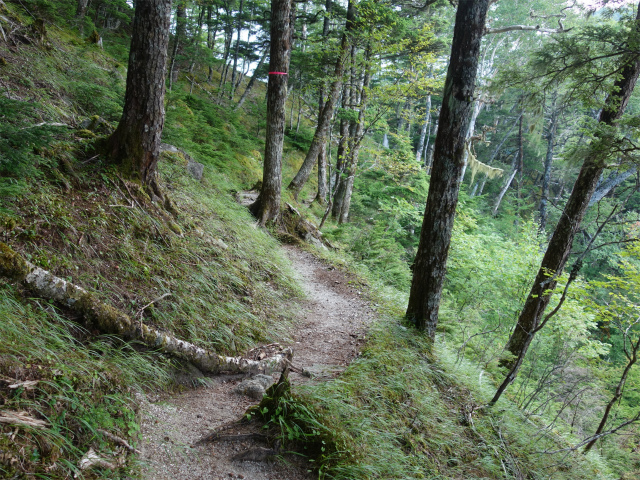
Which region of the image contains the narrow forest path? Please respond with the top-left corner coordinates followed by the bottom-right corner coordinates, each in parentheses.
top-left (138, 245), bottom-right (375, 480)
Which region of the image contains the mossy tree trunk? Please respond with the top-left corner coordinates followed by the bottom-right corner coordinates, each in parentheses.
top-left (107, 0), bottom-right (172, 192)
top-left (406, 0), bottom-right (490, 339)
top-left (249, 0), bottom-right (293, 226)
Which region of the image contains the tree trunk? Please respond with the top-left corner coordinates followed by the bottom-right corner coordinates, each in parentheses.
top-left (76, 0), bottom-right (89, 19)
top-left (491, 156), bottom-right (518, 216)
top-left (539, 93), bottom-right (559, 232)
top-left (107, 0), bottom-right (172, 190)
top-left (425, 118), bottom-right (437, 173)
top-left (337, 45), bottom-right (371, 224)
top-left (406, 0), bottom-right (490, 339)
top-left (168, 1), bottom-right (187, 92)
top-left (207, 4), bottom-right (218, 83)
top-left (317, 140), bottom-right (328, 204)
top-left (472, 112), bottom-right (521, 196)
top-left (416, 95), bottom-right (432, 163)
top-left (235, 45), bottom-right (269, 110)
top-left (218, 5), bottom-right (234, 95)
top-left (459, 97), bottom-right (484, 182)
top-left (491, 2), bottom-right (640, 405)
top-left (589, 167), bottom-right (637, 206)
top-left (287, 0), bottom-right (355, 198)
top-left (230, 0), bottom-right (244, 99)
top-left (0, 244), bottom-right (292, 375)
top-left (249, 0), bottom-right (292, 226)
top-left (492, 114), bottom-right (523, 216)
top-left (583, 336), bottom-right (640, 453)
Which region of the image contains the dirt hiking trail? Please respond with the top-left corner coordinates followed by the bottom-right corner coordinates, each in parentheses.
top-left (138, 245), bottom-right (376, 480)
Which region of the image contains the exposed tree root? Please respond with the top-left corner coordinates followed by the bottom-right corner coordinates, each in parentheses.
top-left (0, 242), bottom-right (293, 375)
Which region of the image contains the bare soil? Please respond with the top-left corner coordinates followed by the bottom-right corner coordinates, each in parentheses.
top-left (138, 245), bottom-right (376, 480)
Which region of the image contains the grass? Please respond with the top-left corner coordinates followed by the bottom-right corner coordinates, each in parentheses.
top-left (0, 4), bottom-right (638, 479)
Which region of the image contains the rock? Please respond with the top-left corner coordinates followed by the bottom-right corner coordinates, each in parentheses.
top-left (304, 232), bottom-right (327, 250)
top-left (160, 143), bottom-right (205, 181)
top-left (78, 116), bottom-right (111, 134)
top-left (160, 143), bottom-right (179, 153)
top-left (187, 158), bottom-right (205, 181)
top-left (234, 374), bottom-right (274, 400)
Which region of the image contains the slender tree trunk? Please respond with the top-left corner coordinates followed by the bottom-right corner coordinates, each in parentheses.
top-left (249, 0), bottom-right (292, 225)
top-left (107, 0), bottom-right (172, 190)
top-left (459, 97), bottom-right (484, 182)
top-left (76, 0), bottom-right (89, 19)
top-left (218, 6), bottom-right (234, 95)
top-left (491, 2), bottom-right (640, 405)
top-left (317, 141), bottom-right (328, 204)
top-left (471, 112), bottom-right (521, 196)
top-left (583, 337), bottom-right (640, 453)
top-left (207, 4), bottom-right (218, 82)
top-left (589, 167), bottom-right (637, 206)
top-left (235, 45), bottom-right (268, 110)
top-left (230, 0), bottom-right (244, 99)
top-left (492, 156), bottom-right (518, 216)
top-left (337, 45), bottom-right (371, 223)
top-left (406, 0), bottom-right (490, 339)
top-left (425, 119), bottom-right (437, 173)
top-left (492, 114), bottom-right (523, 216)
top-left (287, 0), bottom-right (355, 198)
top-left (188, 4), bottom-right (207, 73)
top-left (539, 93), bottom-right (559, 232)
top-left (332, 79), bottom-right (352, 219)
top-left (415, 95), bottom-right (432, 163)
top-left (168, 1), bottom-right (186, 92)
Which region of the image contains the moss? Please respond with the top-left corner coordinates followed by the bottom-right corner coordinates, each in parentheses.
top-left (76, 129), bottom-right (96, 139)
top-left (0, 242), bottom-right (29, 282)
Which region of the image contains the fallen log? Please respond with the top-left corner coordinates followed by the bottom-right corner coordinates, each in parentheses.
top-left (0, 243), bottom-right (292, 374)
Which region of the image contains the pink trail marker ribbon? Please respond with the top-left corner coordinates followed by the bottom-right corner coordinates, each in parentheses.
top-left (268, 72), bottom-right (288, 75)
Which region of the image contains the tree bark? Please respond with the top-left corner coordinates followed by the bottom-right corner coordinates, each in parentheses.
top-left (539, 93), bottom-right (559, 232)
top-left (317, 140), bottom-right (328, 204)
top-left (416, 95), bottom-right (432, 164)
top-left (588, 167), bottom-right (637, 206)
top-left (230, 0), bottom-right (244, 99)
top-left (425, 119), bottom-right (437, 173)
top-left (492, 114), bottom-right (523, 216)
top-left (336, 44), bottom-right (372, 224)
top-left (76, 0), bottom-right (89, 19)
top-left (168, 1), bottom-right (187, 92)
top-left (235, 45), bottom-right (269, 110)
top-left (207, 4), bottom-right (219, 83)
top-left (472, 112), bottom-right (521, 196)
top-left (406, 0), bottom-right (490, 339)
top-left (491, 2), bottom-right (640, 405)
top-left (287, 0), bottom-right (355, 198)
top-left (107, 0), bottom-right (172, 190)
top-left (0, 244), bottom-right (292, 375)
top-left (249, 0), bottom-right (292, 225)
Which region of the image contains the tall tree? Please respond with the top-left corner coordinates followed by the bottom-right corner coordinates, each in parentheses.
top-left (249, 0), bottom-right (292, 225)
top-left (106, 0), bottom-right (173, 193)
top-left (490, 1), bottom-right (640, 405)
top-left (287, 0), bottom-right (355, 199)
top-left (406, 0), bottom-right (490, 339)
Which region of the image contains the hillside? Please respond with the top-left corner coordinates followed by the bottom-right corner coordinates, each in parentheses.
top-left (1, 1), bottom-right (640, 479)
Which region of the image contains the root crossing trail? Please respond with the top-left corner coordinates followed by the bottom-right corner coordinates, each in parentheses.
top-left (138, 246), bottom-right (375, 480)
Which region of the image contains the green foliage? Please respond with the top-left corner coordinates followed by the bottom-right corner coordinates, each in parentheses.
top-left (163, 92), bottom-right (264, 189)
top-left (0, 97), bottom-right (64, 202)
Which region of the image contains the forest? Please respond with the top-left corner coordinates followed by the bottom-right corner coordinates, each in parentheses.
top-left (1, 0), bottom-right (640, 478)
